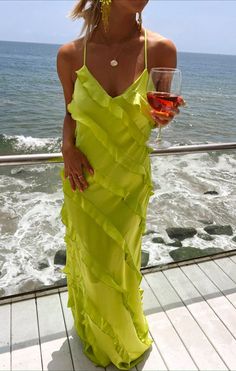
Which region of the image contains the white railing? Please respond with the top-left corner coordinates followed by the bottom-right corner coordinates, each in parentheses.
top-left (0, 142), bottom-right (236, 166)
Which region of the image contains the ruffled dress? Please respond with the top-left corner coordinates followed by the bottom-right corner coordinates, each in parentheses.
top-left (59, 28), bottom-right (155, 370)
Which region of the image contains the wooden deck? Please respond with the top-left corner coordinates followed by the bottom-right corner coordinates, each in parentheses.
top-left (1, 251), bottom-right (236, 370)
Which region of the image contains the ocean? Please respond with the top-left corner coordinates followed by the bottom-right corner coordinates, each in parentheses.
top-left (0, 40), bottom-right (236, 297)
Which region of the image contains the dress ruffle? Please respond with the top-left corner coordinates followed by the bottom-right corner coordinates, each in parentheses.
top-left (60, 220), bottom-right (153, 369)
top-left (60, 63), bottom-right (155, 369)
top-left (69, 110), bottom-right (148, 178)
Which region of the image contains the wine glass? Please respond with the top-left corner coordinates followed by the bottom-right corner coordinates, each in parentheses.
top-left (146, 67), bottom-right (183, 144)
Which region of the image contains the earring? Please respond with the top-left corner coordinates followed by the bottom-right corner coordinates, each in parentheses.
top-left (99, 0), bottom-right (112, 33)
top-left (137, 11), bottom-right (142, 32)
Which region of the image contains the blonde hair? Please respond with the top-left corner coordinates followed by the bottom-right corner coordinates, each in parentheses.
top-left (67, 0), bottom-right (102, 45)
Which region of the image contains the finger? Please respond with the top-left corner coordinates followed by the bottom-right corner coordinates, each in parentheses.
top-left (169, 106), bottom-right (180, 115)
top-left (154, 113), bottom-right (174, 126)
top-left (76, 171), bottom-right (88, 191)
top-left (151, 111), bottom-right (173, 122)
top-left (69, 175), bottom-right (76, 191)
top-left (159, 119), bottom-right (171, 126)
top-left (177, 96), bottom-right (186, 107)
top-left (84, 159), bottom-right (94, 175)
top-left (68, 171), bottom-right (83, 192)
top-left (64, 168), bottom-right (68, 180)
top-left (151, 110), bottom-right (169, 118)
top-left (67, 162), bottom-right (83, 191)
top-left (154, 117), bottom-right (170, 126)
top-left (74, 173), bottom-right (84, 192)
top-left (168, 111), bottom-right (176, 118)
top-left (80, 165), bottom-right (89, 188)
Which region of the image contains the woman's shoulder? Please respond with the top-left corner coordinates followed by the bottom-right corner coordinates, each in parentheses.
top-left (146, 28), bottom-right (177, 68)
top-left (147, 28), bottom-right (176, 54)
top-left (57, 37), bottom-right (84, 64)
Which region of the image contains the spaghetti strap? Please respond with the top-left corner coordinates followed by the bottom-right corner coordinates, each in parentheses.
top-left (84, 31), bottom-right (147, 69)
top-left (144, 28), bottom-right (147, 69)
top-left (84, 30), bottom-right (147, 69)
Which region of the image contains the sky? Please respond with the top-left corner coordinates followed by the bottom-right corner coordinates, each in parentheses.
top-left (0, 0), bottom-right (235, 55)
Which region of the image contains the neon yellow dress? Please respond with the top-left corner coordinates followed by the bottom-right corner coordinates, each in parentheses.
top-left (59, 28), bottom-right (155, 370)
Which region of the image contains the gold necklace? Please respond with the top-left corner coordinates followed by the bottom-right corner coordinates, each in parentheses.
top-left (93, 23), bottom-right (140, 67)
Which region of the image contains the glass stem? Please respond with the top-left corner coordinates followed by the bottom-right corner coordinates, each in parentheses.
top-left (156, 124), bottom-right (162, 142)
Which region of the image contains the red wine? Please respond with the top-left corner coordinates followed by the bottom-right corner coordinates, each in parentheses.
top-left (147, 91), bottom-right (181, 113)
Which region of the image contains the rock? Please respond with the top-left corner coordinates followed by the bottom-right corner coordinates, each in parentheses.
top-left (0, 288), bottom-right (5, 298)
top-left (169, 246), bottom-right (224, 261)
top-left (232, 236), bottom-right (236, 242)
top-left (197, 219), bottom-right (214, 225)
top-left (143, 229), bottom-right (156, 235)
top-left (152, 236), bottom-right (165, 244)
top-left (38, 258), bottom-right (50, 270)
top-left (166, 227), bottom-right (197, 241)
top-left (55, 278), bottom-right (67, 286)
top-left (54, 250), bottom-right (66, 265)
top-left (197, 232), bottom-right (214, 241)
top-left (204, 225), bottom-right (233, 236)
top-left (203, 247), bottom-right (225, 254)
top-left (167, 240), bottom-right (182, 247)
top-left (204, 190), bottom-right (218, 195)
top-left (141, 249), bottom-right (149, 267)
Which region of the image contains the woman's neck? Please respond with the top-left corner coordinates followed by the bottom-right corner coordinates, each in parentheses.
top-left (91, 9), bottom-right (141, 45)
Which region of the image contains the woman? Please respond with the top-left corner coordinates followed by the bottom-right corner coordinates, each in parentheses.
top-left (57, 0), bottom-right (181, 369)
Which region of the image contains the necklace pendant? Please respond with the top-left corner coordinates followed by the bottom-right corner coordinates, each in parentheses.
top-left (110, 59), bottom-right (118, 67)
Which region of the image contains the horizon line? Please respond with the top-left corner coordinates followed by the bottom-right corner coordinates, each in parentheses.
top-left (0, 39), bottom-right (235, 57)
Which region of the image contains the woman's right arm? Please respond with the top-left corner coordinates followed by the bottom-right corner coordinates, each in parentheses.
top-left (57, 44), bottom-right (94, 192)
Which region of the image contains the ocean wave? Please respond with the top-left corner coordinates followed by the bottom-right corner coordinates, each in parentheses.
top-left (0, 133), bottom-right (62, 155)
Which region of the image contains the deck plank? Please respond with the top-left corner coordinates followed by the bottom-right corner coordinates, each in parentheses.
top-left (106, 364), bottom-right (136, 371)
top-left (60, 290), bottom-right (105, 371)
top-left (200, 255), bottom-right (236, 307)
top-left (147, 311), bottom-right (197, 370)
top-left (143, 271), bottom-right (183, 310)
top-left (11, 298), bottom-right (42, 370)
top-left (140, 274), bottom-right (162, 314)
top-left (197, 260), bottom-right (236, 292)
top-left (214, 257), bottom-right (236, 284)
top-left (0, 303), bottom-right (11, 371)
top-left (145, 268), bottom-right (229, 370)
top-left (181, 261), bottom-right (236, 336)
top-left (1, 253), bottom-right (236, 370)
top-left (136, 334), bottom-right (167, 371)
top-left (229, 255), bottom-right (236, 264)
top-left (36, 292), bottom-right (73, 371)
top-left (164, 266), bottom-right (236, 370)
top-left (180, 261), bottom-right (223, 298)
top-left (144, 272), bottom-right (198, 370)
top-left (134, 276), bottom-right (167, 370)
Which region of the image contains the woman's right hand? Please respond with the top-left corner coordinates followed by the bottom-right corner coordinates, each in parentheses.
top-left (62, 144), bottom-right (94, 192)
